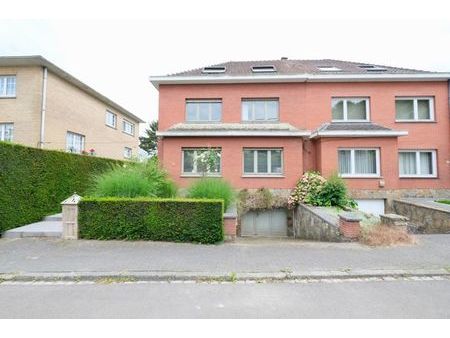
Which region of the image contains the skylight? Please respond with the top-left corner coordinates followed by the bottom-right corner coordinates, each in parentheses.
top-left (317, 66), bottom-right (342, 72)
top-left (251, 65), bottom-right (277, 73)
top-left (202, 66), bottom-right (226, 74)
top-left (358, 65), bottom-right (387, 71)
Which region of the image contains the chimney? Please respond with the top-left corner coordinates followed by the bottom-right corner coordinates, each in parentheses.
top-left (281, 57), bottom-right (288, 60)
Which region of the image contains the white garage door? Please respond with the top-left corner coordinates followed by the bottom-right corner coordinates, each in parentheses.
top-left (241, 209), bottom-right (288, 237)
top-left (355, 199), bottom-right (385, 216)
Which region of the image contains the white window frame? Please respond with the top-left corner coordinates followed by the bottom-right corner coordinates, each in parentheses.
top-left (331, 97), bottom-right (370, 122)
top-left (122, 120), bottom-right (135, 136)
top-left (185, 99), bottom-right (222, 122)
top-left (338, 148), bottom-right (380, 178)
top-left (181, 148), bottom-right (222, 177)
top-left (0, 75), bottom-right (16, 98)
top-left (399, 150), bottom-right (437, 178)
top-left (105, 110), bottom-right (117, 128)
top-left (242, 148), bottom-right (284, 177)
top-left (124, 147), bottom-right (132, 159)
top-left (241, 99), bottom-right (280, 122)
top-left (0, 123), bottom-right (13, 141)
top-left (395, 97), bottom-right (435, 122)
top-left (66, 131), bottom-right (85, 154)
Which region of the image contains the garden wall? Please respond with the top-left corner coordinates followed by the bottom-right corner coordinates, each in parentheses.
top-left (78, 197), bottom-right (224, 244)
top-left (0, 142), bottom-right (120, 233)
top-left (293, 203), bottom-right (343, 242)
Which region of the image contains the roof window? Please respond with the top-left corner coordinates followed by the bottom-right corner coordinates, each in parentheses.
top-left (317, 66), bottom-right (342, 72)
top-left (202, 66), bottom-right (226, 74)
top-left (251, 65), bottom-right (277, 73)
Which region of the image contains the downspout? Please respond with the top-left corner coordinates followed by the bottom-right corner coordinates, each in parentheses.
top-left (39, 67), bottom-right (48, 148)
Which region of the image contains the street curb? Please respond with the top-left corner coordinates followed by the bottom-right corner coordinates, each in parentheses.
top-left (1, 268), bottom-right (450, 283)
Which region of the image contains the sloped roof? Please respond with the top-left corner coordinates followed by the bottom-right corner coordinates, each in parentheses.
top-left (157, 123), bottom-right (309, 137)
top-left (0, 55), bottom-right (144, 123)
top-left (169, 59), bottom-right (430, 77)
top-left (311, 122), bottom-right (408, 138)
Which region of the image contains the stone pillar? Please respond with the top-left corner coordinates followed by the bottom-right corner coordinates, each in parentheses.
top-left (61, 193), bottom-right (82, 240)
top-left (339, 212), bottom-right (362, 239)
top-left (380, 213), bottom-right (409, 231)
top-left (223, 205), bottom-right (237, 241)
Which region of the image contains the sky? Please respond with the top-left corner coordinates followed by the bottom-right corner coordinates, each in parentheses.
top-left (1, 14), bottom-right (450, 132)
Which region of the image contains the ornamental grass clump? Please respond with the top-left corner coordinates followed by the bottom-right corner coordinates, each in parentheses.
top-left (187, 178), bottom-right (234, 211)
top-left (89, 158), bottom-right (177, 198)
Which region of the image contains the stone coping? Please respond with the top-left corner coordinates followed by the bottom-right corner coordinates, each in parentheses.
top-left (339, 212), bottom-right (363, 222)
top-left (396, 198), bottom-right (450, 213)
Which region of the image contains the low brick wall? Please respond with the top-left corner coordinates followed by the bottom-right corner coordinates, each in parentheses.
top-left (293, 203), bottom-right (343, 242)
top-left (393, 199), bottom-right (450, 234)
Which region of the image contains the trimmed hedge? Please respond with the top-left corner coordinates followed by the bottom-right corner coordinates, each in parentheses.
top-left (0, 142), bottom-right (120, 233)
top-left (78, 197), bottom-right (224, 244)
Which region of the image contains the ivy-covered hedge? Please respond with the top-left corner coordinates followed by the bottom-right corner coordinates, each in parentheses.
top-left (0, 142), bottom-right (120, 233)
top-left (78, 197), bottom-right (224, 244)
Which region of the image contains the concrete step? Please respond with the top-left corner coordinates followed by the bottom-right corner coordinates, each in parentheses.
top-left (44, 213), bottom-right (62, 221)
top-left (3, 221), bottom-right (62, 239)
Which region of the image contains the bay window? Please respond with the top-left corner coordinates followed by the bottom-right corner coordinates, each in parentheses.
top-left (338, 148), bottom-right (380, 177)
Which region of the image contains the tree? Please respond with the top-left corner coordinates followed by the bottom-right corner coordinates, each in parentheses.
top-left (139, 120), bottom-right (158, 157)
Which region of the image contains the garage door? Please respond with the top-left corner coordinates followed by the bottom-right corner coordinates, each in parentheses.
top-left (355, 199), bottom-right (385, 216)
top-left (241, 209), bottom-right (288, 237)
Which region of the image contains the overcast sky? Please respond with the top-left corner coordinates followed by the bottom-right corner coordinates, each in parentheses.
top-left (1, 18), bottom-right (449, 130)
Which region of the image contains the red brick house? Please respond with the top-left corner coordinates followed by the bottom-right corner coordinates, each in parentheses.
top-left (150, 59), bottom-right (450, 215)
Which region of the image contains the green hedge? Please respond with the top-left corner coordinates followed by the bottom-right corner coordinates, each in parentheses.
top-left (78, 197), bottom-right (224, 244)
top-left (0, 142), bottom-right (120, 233)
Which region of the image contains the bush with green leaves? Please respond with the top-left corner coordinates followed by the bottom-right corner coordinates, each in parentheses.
top-left (0, 141), bottom-right (119, 233)
top-left (89, 158), bottom-right (177, 198)
top-left (288, 171), bottom-right (355, 209)
top-left (186, 178), bottom-right (234, 211)
top-left (78, 197), bottom-right (224, 244)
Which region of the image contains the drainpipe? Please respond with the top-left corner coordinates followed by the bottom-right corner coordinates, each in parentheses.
top-left (39, 67), bottom-right (48, 149)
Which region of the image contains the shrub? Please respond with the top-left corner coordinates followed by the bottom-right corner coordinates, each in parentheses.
top-left (187, 178), bottom-right (234, 211)
top-left (288, 171), bottom-right (355, 209)
top-left (318, 174), bottom-right (357, 208)
top-left (0, 142), bottom-right (119, 233)
top-left (78, 197), bottom-right (224, 244)
top-left (89, 158), bottom-right (177, 198)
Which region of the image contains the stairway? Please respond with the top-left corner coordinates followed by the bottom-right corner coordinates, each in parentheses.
top-left (2, 214), bottom-right (63, 238)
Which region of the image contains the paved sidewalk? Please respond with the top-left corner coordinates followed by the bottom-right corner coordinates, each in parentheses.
top-left (1, 235), bottom-right (449, 279)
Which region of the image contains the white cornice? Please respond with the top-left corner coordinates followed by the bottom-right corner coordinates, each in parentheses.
top-left (156, 130), bottom-right (310, 137)
top-left (310, 130), bottom-right (408, 138)
top-left (149, 73), bottom-right (450, 89)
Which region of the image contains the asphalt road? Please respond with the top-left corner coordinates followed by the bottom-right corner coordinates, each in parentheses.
top-left (1, 278), bottom-right (449, 318)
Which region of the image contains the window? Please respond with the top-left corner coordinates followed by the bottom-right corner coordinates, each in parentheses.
top-left (0, 123), bottom-right (13, 141)
top-left (66, 131), bottom-right (85, 154)
top-left (0, 76), bottom-right (16, 97)
top-left (338, 148), bottom-right (380, 177)
top-left (399, 150), bottom-right (437, 177)
top-left (186, 99), bottom-right (222, 122)
top-left (317, 66), bottom-right (342, 72)
top-left (395, 97), bottom-right (434, 121)
top-left (251, 65), bottom-right (276, 73)
top-left (358, 65), bottom-right (387, 71)
top-left (105, 110), bottom-right (117, 128)
top-left (182, 148), bottom-right (221, 176)
top-left (123, 120), bottom-right (135, 135)
top-left (124, 147), bottom-right (132, 159)
top-left (202, 66), bottom-right (226, 74)
top-left (243, 148), bottom-right (283, 175)
top-left (242, 99), bottom-right (279, 122)
top-left (332, 98), bottom-right (370, 121)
